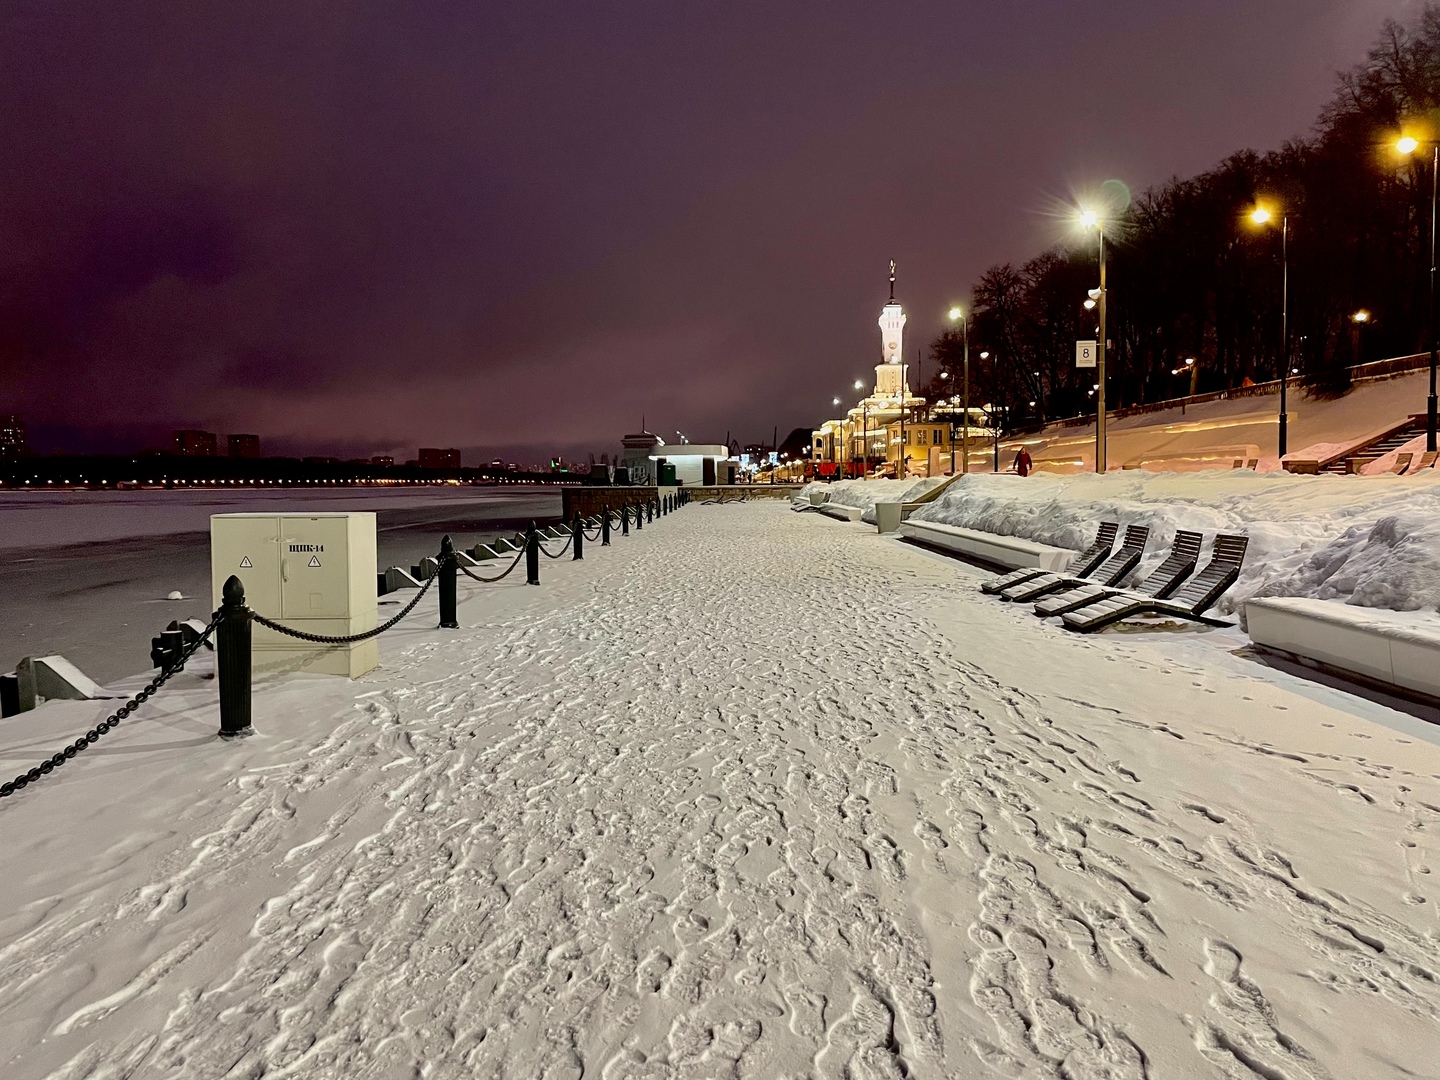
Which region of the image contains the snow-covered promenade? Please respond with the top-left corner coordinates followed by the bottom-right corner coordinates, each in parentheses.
top-left (2, 500), bottom-right (1439, 1078)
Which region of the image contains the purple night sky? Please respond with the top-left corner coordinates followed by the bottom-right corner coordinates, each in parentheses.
top-left (0, 0), bottom-right (1407, 463)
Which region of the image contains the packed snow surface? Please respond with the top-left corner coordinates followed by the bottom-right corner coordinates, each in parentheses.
top-left (2, 502), bottom-right (1439, 1078)
top-left (908, 469), bottom-right (1440, 616)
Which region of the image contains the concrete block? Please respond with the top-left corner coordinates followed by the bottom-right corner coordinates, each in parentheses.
top-left (15, 655), bottom-right (110, 706)
top-left (382, 566), bottom-right (423, 594)
top-left (899, 521), bottom-right (1075, 572)
top-left (874, 502), bottom-right (904, 534)
top-left (1246, 597), bottom-right (1440, 701)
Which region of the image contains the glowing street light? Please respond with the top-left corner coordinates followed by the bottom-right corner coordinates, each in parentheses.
top-left (1351, 309), bottom-right (1371, 323)
top-left (1247, 201), bottom-right (1292, 456)
top-left (948, 306), bottom-right (971, 473)
top-left (1397, 133), bottom-right (1439, 451)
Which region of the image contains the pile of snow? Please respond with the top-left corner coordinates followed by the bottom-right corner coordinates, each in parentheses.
top-left (908, 469), bottom-right (1440, 616)
top-left (794, 477), bottom-right (948, 521)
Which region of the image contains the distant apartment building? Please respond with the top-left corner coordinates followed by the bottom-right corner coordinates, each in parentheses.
top-left (173, 429), bottom-right (218, 456)
top-left (418, 447), bottom-right (461, 469)
top-left (370, 455), bottom-right (394, 467)
top-left (227, 433), bottom-right (261, 459)
top-left (0, 415), bottom-right (26, 459)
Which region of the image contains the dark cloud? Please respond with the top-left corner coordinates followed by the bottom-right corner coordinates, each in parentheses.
top-left (0, 0), bottom-right (1407, 462)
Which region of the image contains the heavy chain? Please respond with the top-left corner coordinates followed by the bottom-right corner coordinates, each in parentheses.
top-left (459, 546), bottom-right (526, 583)
top-left (253, 573), bottom-right (435, 644)
top-left (539, 534), bottom-right (573, 559)
top-left (1, 612), bottom-right (221, 800)
top-left (583, 523), bottom-right (603, 541)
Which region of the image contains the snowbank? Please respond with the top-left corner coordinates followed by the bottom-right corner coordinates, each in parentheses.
top-left (907, 469), bottom-right (1440, 616)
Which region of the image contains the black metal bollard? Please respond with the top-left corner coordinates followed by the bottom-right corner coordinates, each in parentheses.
top-left (647, 500), bottom-right (654, 524)
top-left (622, 505), bottom-right (631, 535)
top-left (526, 521), bottom-right (541, 584)
top-left (438, 535), bottom-right (459, 628)
top-left (572, 515), bottom-right (584, 560)
top-left (635, 502), bottom-right (643, 530)
top-left (217, 575), bottom-right (254, 738)
top-left (602, 505), bottom-right (611, 546)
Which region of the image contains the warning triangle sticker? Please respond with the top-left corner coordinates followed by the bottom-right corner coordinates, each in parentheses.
top-left (239, 556), bottom-right (253, 568)
top-left (308, 555), bottom-right (322, 568)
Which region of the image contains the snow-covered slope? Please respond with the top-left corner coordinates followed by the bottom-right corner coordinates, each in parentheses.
top-left (908, 469), bottom-right (1440, 615)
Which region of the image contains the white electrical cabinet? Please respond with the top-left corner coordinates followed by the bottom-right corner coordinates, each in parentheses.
top-left (210, 512), bottom-right (379, 678)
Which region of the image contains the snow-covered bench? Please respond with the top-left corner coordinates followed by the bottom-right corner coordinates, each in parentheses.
top-left (1245, 597), bottom-right (1440, 702)
top-left (817, 503), bottom-right (865, 522)
top-left (897, 521), bottom-right (1076, 572)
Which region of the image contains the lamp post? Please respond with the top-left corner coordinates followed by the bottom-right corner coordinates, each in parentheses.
top-left (948, 306), bottom-right (970, 473)
top-left (1248, 204), bottom-right (1291, 456)
top-left (855, 379), bottom-right (867, 476)
top-left (1077, 208), bottom-right (1108, 472)
top-left (939, 371), bottom-right (957, 474)
top-left (1397, 135), bottom-right (1438, 453)
top-left (831, 397), bottom-right (842, 478)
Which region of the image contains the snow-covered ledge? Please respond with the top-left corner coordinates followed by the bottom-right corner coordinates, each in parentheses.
top-left (897, 520), bottom-right (1075, 571)
top-left (1245, 597), bottom-right (1440, 701)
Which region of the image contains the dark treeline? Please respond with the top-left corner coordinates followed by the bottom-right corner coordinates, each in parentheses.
top-left (926, 7), bottom-right (1440, 427)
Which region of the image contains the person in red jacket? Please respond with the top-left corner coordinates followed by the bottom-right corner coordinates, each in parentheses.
top-left (1014, 447), bottom-right (1033, 476)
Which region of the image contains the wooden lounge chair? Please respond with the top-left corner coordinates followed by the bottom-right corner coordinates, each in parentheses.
top-left (1032, 530), bottom-right (1202, 618)
top-left (1391, 452), bottom-right (1414, 474)
top-left (979, 522), bottom-right (1118, 595)
top-left (1413, 451), bottom-right (1437, 472)
top-left (1060, 534), bottom-right (1249, 633)
top-left (998, 524), bottom-right (1150, 602)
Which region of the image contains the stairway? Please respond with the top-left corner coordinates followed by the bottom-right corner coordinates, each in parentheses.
top-left (1322, 417), bottom-right (1427, 474)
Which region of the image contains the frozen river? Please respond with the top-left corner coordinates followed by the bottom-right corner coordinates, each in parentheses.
top-left (1, 500), bottom-right (1437, 1078)
top-left (0, 488), bottom-right (562, 684)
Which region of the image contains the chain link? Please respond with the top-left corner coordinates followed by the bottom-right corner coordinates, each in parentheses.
top-left (538, 534), bottom-right (573, 559)
top-left (459, 546), bottom-right (526, 583)
top-left (253, 572), bottom-right (435, 644)
top-left (1, 612), bottom-right (221, 799)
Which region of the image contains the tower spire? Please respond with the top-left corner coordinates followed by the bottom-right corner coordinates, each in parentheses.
top-left (889, 259), bottom-right (896, 302)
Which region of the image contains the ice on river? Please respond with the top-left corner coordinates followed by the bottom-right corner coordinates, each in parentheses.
top-left (1, 501), bottom-right (1438, 1078)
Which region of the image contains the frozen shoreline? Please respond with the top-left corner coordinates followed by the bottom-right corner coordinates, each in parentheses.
top-left (1, 501), bottom-right (1438, 1078)
top-left (0, 487), bottom-right (563, 552)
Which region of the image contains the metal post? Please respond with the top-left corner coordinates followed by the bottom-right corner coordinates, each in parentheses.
top-left (572, 515), bottom-right (584, 560)
top-left (602, 505), bottom-right (611, 545)
top-left (1096, 228), bottom-right (1108, 473)
top-left (526, 522), bottom-right (540, 585)
top-left (217, 575), bottom-right (254, 738)
top-left (635, 502), bottom-right (643, 530)
top-left (962, 316), bottom-right (970, 474)
top-left (1429, 145), bottom-right (1438, 452)
top-left (438, 535), bottom-right (458, 628)
top-left (622, 505), bottom-right (630, 536)
top-left (1279, 214), bottom-right (1289, 458)
top-left (647, 500), bottom-right (654, 523)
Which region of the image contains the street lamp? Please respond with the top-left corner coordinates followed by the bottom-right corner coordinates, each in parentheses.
top-left (948, 306), bottom-right (970, 472)
top-left (1397, 134), bottom-right (1439, 452)
top-left (1076, 206), bottom-right (1108, 472)
top-left (1247, 202), bottom-right (1293, 455)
